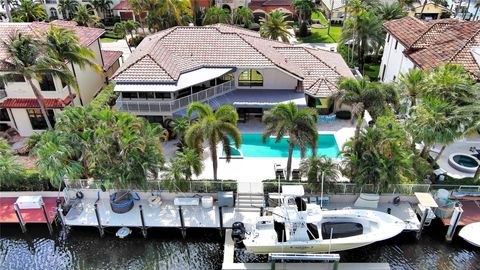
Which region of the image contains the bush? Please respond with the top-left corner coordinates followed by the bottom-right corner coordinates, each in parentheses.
top-left (129, 35), bottom-right (144, 47)
top-left (0, 170), bottom-right (52, 191)
top-left (336, 110), bottom-right (351, 120)
top-left (90, 83), bottom-right (118, 110)
top-left (298, 22), bottom-right (310, 38)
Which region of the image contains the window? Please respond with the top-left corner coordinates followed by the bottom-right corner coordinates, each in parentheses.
top-left (50, 8), bottom-right (58, 18)
top-left (122, 92), bottom-right (138, 99)
top-left (394, 40), bottom-right (398, 50)
top-left (138, 92), bottom-right (155, 99)
top-left (387, 33), bottom-right (390, 43)
top-left (155, 92), bottom-right (171, 99)
top-left (238, 69), bottom-right (263, 87)
top-left (61, 80), bottom-right (67, 89)
top-left (0, 109), bottom-right (9, 121)
top-left (27, 109), bottom-right (55, 130)
top-left (9, 74), bottom-right (25, 82)
top-left (381, 64), bottom-right (386, 81)
top-left (40, 75), bottom-right (56, 91)
top-left (393, 75), bottom-right (396, 81)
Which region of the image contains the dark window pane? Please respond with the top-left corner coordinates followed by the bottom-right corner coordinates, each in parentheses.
top-left (146, 92), bottom-right (155, 99)
top-left (239, 69), bottom-right (263, 87)
top-left (122, 92), bottom-right (137, 99)
top-left (155, 92), bottom-right (170, 99)
top-left (40, 75), bottom-right (56, 91)
top-left (27, 109), bottom-right (55, 130)
top-left (138, 92), bottom-right (147, 99)
top-left (9, 74), bottom-right (25, 82)
top-left (0, 109), bottom-right (10, 121)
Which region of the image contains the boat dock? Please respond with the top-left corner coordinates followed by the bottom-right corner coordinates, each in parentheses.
top-left (440, 199), bottom-right (480, 226)
top-left (222, 229), bottom-right (391, 270)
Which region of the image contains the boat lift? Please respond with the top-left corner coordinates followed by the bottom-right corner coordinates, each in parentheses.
top-left (268, 253), bottom-right (340, 270)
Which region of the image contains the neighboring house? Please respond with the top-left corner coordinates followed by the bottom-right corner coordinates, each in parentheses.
top-left (379, 17), bottom-right (480, 83)
top-left (44, 0), bottom-right (122, 20)
top-left (409, 1), bottom-right (450, 20)
top-left (248, 0), bottom-right (296, 23)
top-left (112, 24), bottom-right (353, 123)
top-left (111, 0), bottom-right (210, 21)
top-left (0, 21), bottom-right (123, 136)
top-left (320, 0), bottom-right (347, 23)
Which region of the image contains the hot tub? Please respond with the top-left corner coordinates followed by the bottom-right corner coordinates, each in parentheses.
top-left (448, 153), bottom-right (479, 174)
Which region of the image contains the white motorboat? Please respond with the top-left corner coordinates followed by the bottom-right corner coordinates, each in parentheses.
top-left (233, 193), bottom-right (405, 254)
top-left (458, 222), bottom-right (480, 247)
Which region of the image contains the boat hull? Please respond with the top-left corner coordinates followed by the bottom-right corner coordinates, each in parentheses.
top-left (245, 241), bottom-right (375, 254)
top-left (458, 222), bottom-right (480, 247)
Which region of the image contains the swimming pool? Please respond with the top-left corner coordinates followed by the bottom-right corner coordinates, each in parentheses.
top-left (232, 133), bottom-right (340, 158)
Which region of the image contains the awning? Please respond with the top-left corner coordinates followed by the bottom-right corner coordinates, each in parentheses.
top-left (415, 192), bottom-right (439, 208)
top-left (0, 96), bottom-right (73, 109)
top-left (115, 67), bottom-right (235, 92)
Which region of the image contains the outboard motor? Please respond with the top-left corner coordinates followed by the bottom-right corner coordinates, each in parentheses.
top-left (295, 197), bottom-right (306, 211)
top-left (231, 222), bottom-right (246, 247)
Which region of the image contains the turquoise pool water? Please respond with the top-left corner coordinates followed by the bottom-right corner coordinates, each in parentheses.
top-left (236, 133), bottom-right (340, 158)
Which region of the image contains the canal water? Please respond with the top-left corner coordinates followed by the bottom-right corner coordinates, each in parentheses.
top-left (1, 220), bottom-right (479, 270)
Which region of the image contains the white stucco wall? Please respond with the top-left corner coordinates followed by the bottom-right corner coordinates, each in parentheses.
top-left (9, 108), bottom-right (60, 137)
top-left (233, 67), bottom-right (298, 90)
top-left (74, 40), bottom-right (106, 104)
top-left (379, 35), bottom-right (415, 83)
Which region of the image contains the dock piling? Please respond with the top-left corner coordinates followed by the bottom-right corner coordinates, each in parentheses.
top-left (178, 206), bottom-right (186, 239)
top-left (218, 206), bottom-right (224, 237)
top-left (56, 205), bottom-right (67, 233)
top-left (13, 203), bottom-right (27, 233)
top-left (41, 202), bottom-right (54, 236)
top-left (139, 205), bottom-right (147, 238)
top-left (446, 205), bottom-right (463, 242)
top-left (416, 207), bottom-right (429, 239)
top-left (94, 203), bottom-right (104, 238)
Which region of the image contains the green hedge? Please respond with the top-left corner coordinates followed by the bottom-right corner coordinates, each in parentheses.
top-left (90, 83), bottom-right (118, 110)
top-left (0, 170), bottom-right (52, 191)
top-left (336, 110), bottom-right (351, 120)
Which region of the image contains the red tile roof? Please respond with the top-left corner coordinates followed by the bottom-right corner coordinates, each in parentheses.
top-left (0, 96), bottom-right (73, 109)
top-left (102, 50), bottom-right (123, 70)
top-left (384, 17), bottom-right (480, 79)
top-left (0, 21), bottom-right (104, 71)
top-left (112, 0), bottom-right (132, 10)
top-left (112, 24), bottom-right (353, 97)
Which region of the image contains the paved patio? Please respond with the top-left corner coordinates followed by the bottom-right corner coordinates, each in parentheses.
top-left (430, 135), bottom-right (480, 179)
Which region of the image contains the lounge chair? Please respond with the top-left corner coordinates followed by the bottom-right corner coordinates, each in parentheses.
top-left (291, 169), bottom-right (301, 180)
top-left (275, 168), bottom-right (285, 180)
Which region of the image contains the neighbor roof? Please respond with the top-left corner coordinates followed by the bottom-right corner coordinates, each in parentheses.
top-left (384, 17), bottom-right (480, 79)
top-left (0, 21), bottom-right (104, 71)
top-left (112, 24), bottom-right (353, 97)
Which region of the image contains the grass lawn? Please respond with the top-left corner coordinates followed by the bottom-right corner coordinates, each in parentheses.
top-left (311, 11), bottom-right (328, 24)
top-left (100, 32), bottom-right (123, 43)
top-left (363, 64), bottom-right (380, 80)
top-left (100, 37), bottom-right (120, 43)
top-left (298, 25), bottom-right (342, 43)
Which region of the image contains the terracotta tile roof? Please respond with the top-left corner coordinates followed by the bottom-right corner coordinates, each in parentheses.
top-left (112, 0), bottom-right (132, 10)
top-left (384, 16), bottom-right (427, 47)
top-left (113, 24), bottom-right (351, 96)
top-left (102, 50), bottom-right (123, 70)
top-left (262, 0), bottom-right (293, 6)
top-left (308, 77), bottom-right (339, 97)
top-left (0, 96), bottom-right (73, 109)
top-left (385, 17), bottom-right (480, 79)
top-left (0, 21), bottom-right (104, 71)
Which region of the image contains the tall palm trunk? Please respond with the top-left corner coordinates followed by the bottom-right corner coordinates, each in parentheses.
top-left (474, 6), bottom-right (479, 20)
top-left (27, 79), bottom-right (53, 129)
top-left (474, 166), bottom-right (479, 180)
top-left (434, 145), bottom-right (446, 162)
top-left (354, 110), bottom-right (364, 142)
top-left (411, 95), bottom-right (416, 107)
top-left (421, 144), bottom-right (430, 159)
top-left (286, 142), bottom-right (294, 181)
top-left (67, 85), bottom-right (75, 107)
top-left (419, 0), bottom-right (428, 18)
top-left (3, 0), bottom-right (11, 21)
top-left (456, 0), bottom-right (463, 17)
top-left (124, 34), bottom-right (132, 53)
top-left (210, 141), bottom-right (218, 181)
top-left (463, 0), bottom-right (472, 19)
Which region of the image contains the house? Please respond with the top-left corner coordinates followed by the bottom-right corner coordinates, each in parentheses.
top-left (248, 0), bottom-right (296, 23)
top-left (111, 24), bottom-right (353, 124)
top-left (409, 1), bottom-right (450, 20)
top-left (43, 0), bottom-right (123, 20)
top-left (379, 17), bottom-right (480, 83)
top-left (320, 0), bottom-right (347, 23)
top-left (0, 21), bottom-right (123, 136)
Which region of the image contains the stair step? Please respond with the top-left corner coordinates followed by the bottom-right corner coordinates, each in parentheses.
top-left (236, 207), bottom-right (261, 212)
top-left (238, 198), bottom-right (264, 202)
top-left (237, 193), bottom-right (264, 196)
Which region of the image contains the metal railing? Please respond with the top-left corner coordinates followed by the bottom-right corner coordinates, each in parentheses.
top-left (116, 80), bottom-right (235, 114)
top-left (45, 0), bottom-right (57, 3)
top-left (0, 89), bottom-right (6, 99)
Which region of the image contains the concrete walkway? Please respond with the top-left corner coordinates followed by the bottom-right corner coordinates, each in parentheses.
top-left (101, 39), bottom-right (132, 60)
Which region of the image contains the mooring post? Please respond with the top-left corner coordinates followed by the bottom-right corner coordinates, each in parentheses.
top-left (56, 205), bottom-right (67, 233)
top-left (139, 205), bottom-right (147, 238)
top-left (41, 202), bottom-right (53, 236)
top-left (333, 260), bottom-right (339, 270)
top-left (94, 203), bottom-right (104, 238)
top-left (416, 207), bottom-right (429, 239)
top-left (178, 206), bottom-right (186, 239)
top-left (218, 206), bottom-right (224, 237)
top-left (270, 261), bottom-right (275, 270)
top-left (446, 205), bottom-right (463, 242)
top-left (13, 203), bottom-right (27, 233)
top-left (260, 206), bottom-right (264, 217)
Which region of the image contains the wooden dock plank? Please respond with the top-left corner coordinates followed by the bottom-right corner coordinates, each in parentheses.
top-left (441, 200), bottom-right (480, 226)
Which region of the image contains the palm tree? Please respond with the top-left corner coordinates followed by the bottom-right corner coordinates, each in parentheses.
top-left (334, 77), bottom-right (385, 142)
top-left (259, 10), bottom-right (292, 42)
top-left (0, 139), bottom-right (25, 185)
top-left (300, 156), bottom-right (340, 190)
top-left (292, 0), bottom-right (318, 25)
top-left (44, 25), bottom-right (102, 107)
top-left (473, 1), bottom-right (480, 20)
top-left (92, 0), bottom-right (113, 20)
top-left (262, 102), bottom-right (318, 181)
top-left (174, 147), bottom-right (204, 183)
top-left (113, 20), bottom-right (139, 52)
top-left (463, 0), bottom-right (472, 20)
top-left (171, 116), bottom-right (190, 145)
top-left (11, 0), bottom-right (46, 22)
top-left (376, 2), bottom-right (407, 21)
top-left (1, 32), bottom-right (75, 129)
top-left (396, 68), bottom-right (425, 108)
top-left (185, 102), bottom-right (241, 181)
top-left (74, 5), bottom-right (101, 27)
top-left (58, 0), bottom-right (78, 20)
top-left (3, 0), bottom-right (12, 21)
top-left (407, 98), bottom-right (460, 161)
top-left (233, 6), bottom-right (254, 28)
top-left (203, 6), bottom-right (230, 25)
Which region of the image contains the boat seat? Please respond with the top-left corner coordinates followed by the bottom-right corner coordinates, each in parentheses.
top-left (354, 193), bottom-right (379, 208)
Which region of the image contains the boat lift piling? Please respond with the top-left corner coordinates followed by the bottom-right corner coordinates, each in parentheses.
top-left (178, 206), bottom-right (186, 239)
top-left (414, 192), bottom-right (439, 240)
top-left (94, 203), bottom-right (105, 238)
top-left (218, 206), bottom-right (224, 237)
top-left (41, 202), bottom-right (54, 235)
top-left (445, 205), bottom-right (463, 242)
top-left (56, 205), bottom-right (67, 233)
top-left (139, 205), bottom-right (147, 238)
top-left (13, 203), bottom-right (27, 233)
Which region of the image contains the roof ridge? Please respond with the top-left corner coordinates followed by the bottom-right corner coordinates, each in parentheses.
top-left (449, 27), bottom-right (480, 64)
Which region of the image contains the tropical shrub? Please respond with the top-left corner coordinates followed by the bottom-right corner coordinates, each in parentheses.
top-left (90, 83), bottom-right (118, 110)
top-left (300, 156), bottom-right (341, 192)
top-left (128, 35), bottom-right (144, 47)
top-left (335, 110), bottom-right (352, 120)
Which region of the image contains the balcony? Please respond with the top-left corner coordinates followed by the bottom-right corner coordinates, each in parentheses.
top-left (116, 80), bottom-right (235, 114)
top-left (0, 90), bottom-right (6, 99)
